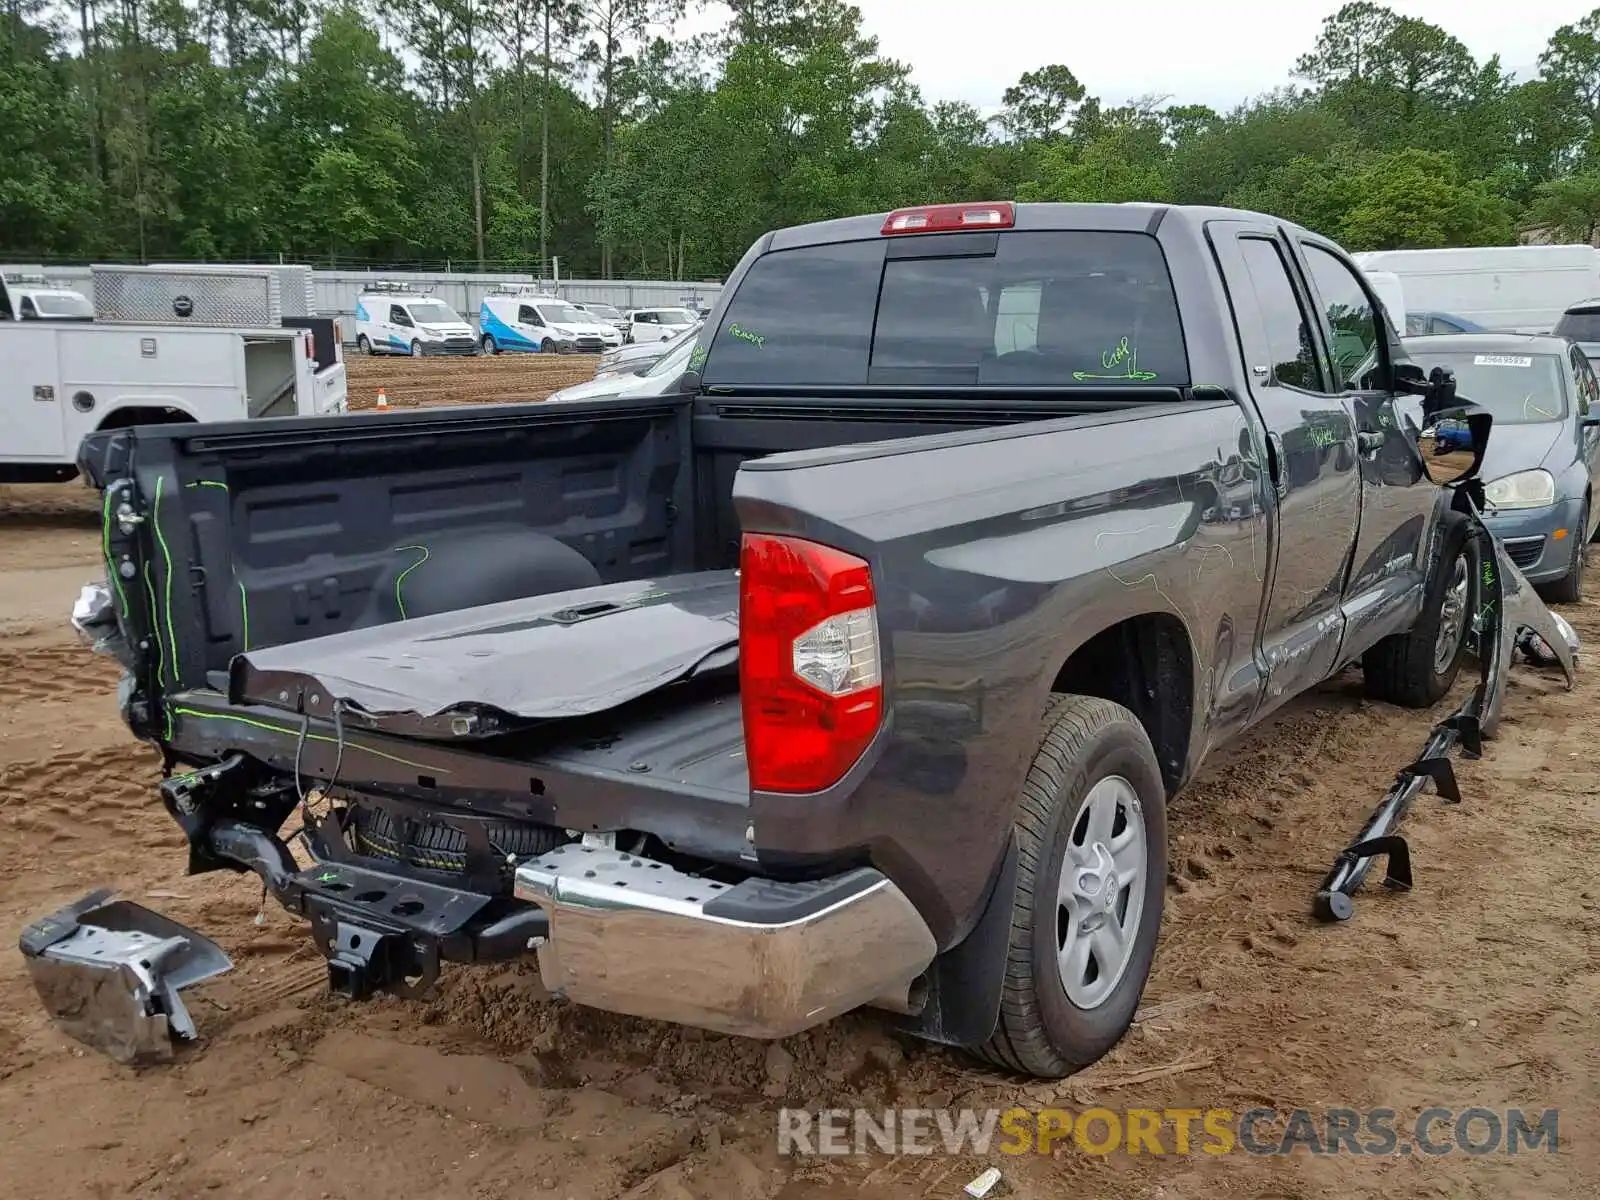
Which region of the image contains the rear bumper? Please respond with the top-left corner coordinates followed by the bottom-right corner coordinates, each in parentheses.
top-left (514, 844), bottom-right (937, 1039)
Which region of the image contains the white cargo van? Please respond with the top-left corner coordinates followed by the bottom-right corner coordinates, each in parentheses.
top-left (2, 272), bottom-right (94, 321)
top-left (1, 267), bottom-right (347, 484)
top-left (478, 288), bottom-right (624, 354)
top-left (353, 283), bottom-right (477, 356)
top-left (1354, 245), bottom-right (1600, 333)
top-left (623, 306), bottom-right (698, 344)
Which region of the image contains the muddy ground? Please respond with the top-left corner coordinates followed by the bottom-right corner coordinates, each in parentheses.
top-left (342, 351), bottom-right (601, 410)
top-left (1, 356), bottom-right (1597, 1198)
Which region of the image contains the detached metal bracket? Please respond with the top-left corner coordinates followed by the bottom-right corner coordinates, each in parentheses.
top-left (19, 889), bottom-right (233, 1064)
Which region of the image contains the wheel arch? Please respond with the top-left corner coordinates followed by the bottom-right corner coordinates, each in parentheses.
top-left (94, 402), bottom-right (200, 432)
top-left (1047, 611), bottom-right (1197, 796)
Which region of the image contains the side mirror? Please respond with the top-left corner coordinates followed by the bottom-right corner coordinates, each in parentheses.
top-left (1416, 420), bottom-right (1480, 485)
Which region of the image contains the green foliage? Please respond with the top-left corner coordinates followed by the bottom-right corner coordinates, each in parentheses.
top-left (9, 1), bottom-right (1600, 276)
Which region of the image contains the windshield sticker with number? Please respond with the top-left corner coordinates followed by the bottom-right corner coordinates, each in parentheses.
top-left (1473, 354), bottom-right (1533, 368)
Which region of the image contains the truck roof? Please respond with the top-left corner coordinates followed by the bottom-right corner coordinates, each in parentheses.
top-left (763, 202), bottom-right (1318, 252)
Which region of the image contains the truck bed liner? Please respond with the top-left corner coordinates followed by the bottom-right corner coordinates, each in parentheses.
top-left (228, 571), bottom-right (738, 739)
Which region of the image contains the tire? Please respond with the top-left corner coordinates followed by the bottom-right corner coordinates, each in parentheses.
top-left (356, 335), bottom-right (371, 356)
top-left (540, 338), bottom-right (554, 353)
top-left (351, 804), bottom-right (563, 874)
top-left (1541, 502), bottom-right (1588, 604)
top-left (482, 335), bottom-right (498, 356)
top-left (971, 695), bottom-right (1168, 1079)
top-left (410, 339), bottom-right (424, 358)
top-left (1364, 512), bottom-right (1473, 707)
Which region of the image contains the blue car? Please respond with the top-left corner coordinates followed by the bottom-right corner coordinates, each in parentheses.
top-left (1405, 333), bottom-right (1600, 602)
top-left (1404, 311), bottom-right (1487, 337)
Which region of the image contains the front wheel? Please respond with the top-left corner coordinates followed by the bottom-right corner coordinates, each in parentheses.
top-left (540, 338), bottom-right (554, 353)
top-left (972, 694), bottom-right (1168, 1079)
top-left (410, 339), bottom-right (423, 358)
top-left (1364, 512), bottom-right (1473, 707)
top-left (356, 334), bottom-right (372, 356)
top-left (482, 335), bottom-right (498, 356)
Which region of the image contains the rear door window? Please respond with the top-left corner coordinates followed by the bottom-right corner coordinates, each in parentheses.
top-left (1555, 309), bottom-right (1600, 342)
top-left (1233, 238), bottom-right (1322, 392)
top-left (699, 231), bottom-right (1188, 388)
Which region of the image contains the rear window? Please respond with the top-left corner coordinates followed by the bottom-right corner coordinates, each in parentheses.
top-left (1555, 309), bottom-right (1600, 342)
top-left (699, 231), bottom-right (1188, 388)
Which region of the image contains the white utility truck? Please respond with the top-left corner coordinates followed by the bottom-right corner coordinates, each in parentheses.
top-left (1, 264), bottom-right (347, 484)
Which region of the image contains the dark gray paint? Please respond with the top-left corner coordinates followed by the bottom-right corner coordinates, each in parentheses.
top-left (84, 202), bottom-right (1449, 951)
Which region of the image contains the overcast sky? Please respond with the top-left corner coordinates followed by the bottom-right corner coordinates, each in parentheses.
top-left (693, 2), bottom-right (1597, 114)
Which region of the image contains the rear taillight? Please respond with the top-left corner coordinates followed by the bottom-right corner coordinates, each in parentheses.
top-left (739, 533), bottom-right (883, 793)
top-left (881, 202), bottom-right (1015, 235)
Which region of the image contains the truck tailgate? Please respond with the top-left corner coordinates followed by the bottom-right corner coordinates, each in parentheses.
top-left (229, 571), bottom-right (737, 737)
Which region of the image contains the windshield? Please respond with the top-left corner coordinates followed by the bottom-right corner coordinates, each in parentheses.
top-left (1555, 309), bottom-right (1600, 342)
top-left (643, 329), bottom-right (699, 377)
top-left (1407, 351), bottom-right (1569, 424)
top-left (33, 291), bottom-right (93, 318)
top-left (584, 304), bottom-right (621, 320)
top-left (700, 230), bottom-right (1187, 389)
top-left (407, 301), bottom-right (460, 324)
top-left (537, 301), bottom-right (586, 326)
top-left (657, 308), bottom-right (697, 326)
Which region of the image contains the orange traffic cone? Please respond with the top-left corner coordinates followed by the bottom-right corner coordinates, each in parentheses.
top-left (375, 388), bottom-right (390, 410)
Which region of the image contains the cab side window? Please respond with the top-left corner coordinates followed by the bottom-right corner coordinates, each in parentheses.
top-left (518, 305), bottom-right (540, 325)
top-left (389, 305), bottom-right (411, 326)
top-left (1301, 244), bottom-right (1383, 391)
top-left (636, 311), bottom-right (657, 325)
top-left (20, 296), bottom-right (37, 319)
top-left (1235, 237), bottom-right (1322, 392)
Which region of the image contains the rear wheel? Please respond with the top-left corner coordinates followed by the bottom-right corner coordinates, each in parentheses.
top-left (1364, 512), bottom-right (1473, 707)
top-left (972, 695), bottom-right (1167, 1079)
top-left (482, 334), bottom-right (498, 356)
top-left (1541, 502), bottom-right (1588, 604)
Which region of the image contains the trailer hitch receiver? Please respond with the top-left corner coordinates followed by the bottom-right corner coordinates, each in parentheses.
top-left (19, 889), bottom-right (233, 1064)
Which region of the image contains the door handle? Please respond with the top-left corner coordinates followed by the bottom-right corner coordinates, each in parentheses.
top-left (1357, 430), bottom-right (1385, 454)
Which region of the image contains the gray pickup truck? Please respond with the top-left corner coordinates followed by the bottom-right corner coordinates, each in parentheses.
top-left (70, 202), bottom-right (1494, 1078)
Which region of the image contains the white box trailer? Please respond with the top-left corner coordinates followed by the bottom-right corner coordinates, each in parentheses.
top-left (1, 272), bottom-right (346, 484)
top-left (1353, 245), bottom-right (1600, 333)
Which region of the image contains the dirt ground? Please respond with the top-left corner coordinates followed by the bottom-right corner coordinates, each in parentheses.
top-left (342, 351), bottom-right (601, 410)
top-left (2, 359), bottom-right (1598, 1197)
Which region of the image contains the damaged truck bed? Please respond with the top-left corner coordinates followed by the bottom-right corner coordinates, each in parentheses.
top-left (60, 201), bottom-right (1576, 1079)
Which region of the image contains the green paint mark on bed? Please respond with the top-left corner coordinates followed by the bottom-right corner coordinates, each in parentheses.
top-left (238, 580), bottom-right (251, 650)
top-left (143, 560), bottom-right (165, 688)
top-left (394, 545), bottom-right (430, 620)
top-left (153, 475), bottom-right (181, 688)
top-left (101, 488), bottom-right (128, 616)
top-left (728, 323), bottom-right (765, 349)
top-left (1072, 336), bottom-right (1158, 382)
top-left (170, 707), bottom-right (451, 773)
top-left (185, 480), bottom-right (229, 491)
